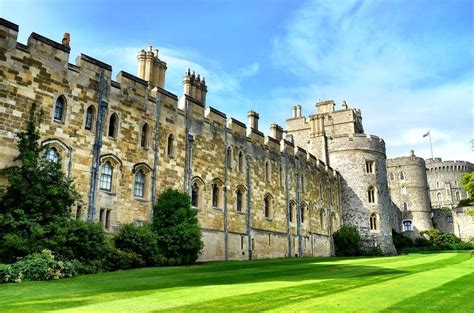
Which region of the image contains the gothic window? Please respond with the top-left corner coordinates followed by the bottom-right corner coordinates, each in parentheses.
top-left (211, 180), bottom-right (224, 209)
top-left (403, 202), bottom-right (408, 211)
top-left (365, 160), bottom-right (374, 173)
top-left (191, 177), bottom-right (204, 208)
top-left (370, 213), bottom-right (378, 231)
top-left (455, 191), bottom-right (461, 201)
top-left (289, 201), bottom-right (296, 223)
top-left (437, 192), bottom-right (443, 204)
top-left (446, 215), bottom-right (453, 223)
top-left (367, 186), bottom-right (376, 203)
top-left (108, 113), bottom-right (119, 139)
top-left (140, 123), bottom-right (150, 149)
top-left (264, 194), bottom-right (273, 219)
top-left (301, 203), bottom-right (307, 223)
top-left (85, 105), bottom-right (95, 130)
top-left (402, 220), bottom-right (412, 232)
top-left (100, 162), bottom-right (113, 191)
top-left (399, 171), bottom-right (405, 180)
top-left (134, 170), bottom-right (145, 198)
top-left (167, 134), bottom-right (175, 158)
top-left (46, 147), bottom-right (59, 163)
top-left (236, 189), bottom-right (243, 212)
top-left (389, 173), bottom-right (394, 181)
top-left (54, 96), bottom-right (66, 122)
top-left (99, 208), bottom-right (112, 230)
top-left (265, 161), bottom-right (271, 182)
top-left (401, 186), bottom-right (407, 195)
top-left (238, 151), bottom-right (244, 172)
top-left (226, 147), bottom-right (232, 169)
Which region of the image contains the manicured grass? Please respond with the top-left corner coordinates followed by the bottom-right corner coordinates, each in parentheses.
top-left (0, 252), bottom-right (473, 312)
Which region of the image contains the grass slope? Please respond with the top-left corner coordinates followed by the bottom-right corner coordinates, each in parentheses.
top-left (0, 252), bottom-right (472, 312)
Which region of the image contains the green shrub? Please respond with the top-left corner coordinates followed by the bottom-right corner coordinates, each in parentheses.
top-left (333, 225), bottom-right (361, 256)
top-left (392, 230), bottom-right (414, 249)
top-left (114, 223), bottom-right (159, 266)
top-left (420, 229), bottom-right (474, 250)
top-left (414, 237), bottom-right (431, 247)
top-left (153, 189), bottom-right (203, 264)
top-left (105, 248), bottom-right (145, 271)
top-left (361, 246), bottom-right (384, 256)
top-left (1, 250), bottom-right (79, 283)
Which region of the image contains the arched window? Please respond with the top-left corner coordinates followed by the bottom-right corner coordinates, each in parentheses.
top-left (437, 192), bottom-right (443, 203)
top-left (212, 184), bottom-right (219, 207)
top-left (191, 177), bottom-right (204, 208)
top-left (399, 171), bottom-right (405, 180)
top-left (85, 105), bottom-right (95, 130)
top-left (289, 201), bottom-right (296, 223)
top-left (134, 170), bottom-right (145, 198)
top-left (301, 203), bottom-right (307, 223)
top-left (401, 186), bottom-right (407, 195)
top-left (403, 202), bottom-right (408, 211)
top-left (238, 151), bottom-right (244, 172)
top-left (211, 179), bottom-right (224, 209)
top-left (436, 181), bottom-right (440, 188)
top-left (446, 215), bottom-right (453, 223)
top-left (226, 147), bottom-right (232, 169)
top-left (367, 186), bottom-right (376, 203)
top-left (108, 113), bottom-right (118, 138)
top-left (46, 147), bottom-right (59, 163)
top-left (167, 134), bottom-right (175, 158)
top-left (265, 161), bottom-right (271, 182)
top-left (54, 96), bottom-right (66, 122)
top-left (402, 220), bottom-right (412, 232)
top-left (140, 123), bottom-right (149, 149)
top-left (264, 194), bottom-right (273, 219)
top-left (100, 162), bottom-right (113, 191)
top-left (236, 187), bottom-right (247, 212)
top-left (389, 173), bottom-right (394, 181)
top-left (455, 191), bottom-right (461, 201)
top-left (370, 213), bottom-right (378, 230)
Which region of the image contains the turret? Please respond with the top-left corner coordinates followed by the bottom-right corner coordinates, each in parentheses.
top-left (270, 123), bottom-right (283, 141)
top-left (247, 110), bottom-right (259, 130)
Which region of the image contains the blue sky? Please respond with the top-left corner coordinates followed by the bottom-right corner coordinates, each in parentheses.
top-left (2, 0), bottom-right (473, 161)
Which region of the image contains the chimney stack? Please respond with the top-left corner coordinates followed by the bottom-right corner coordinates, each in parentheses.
top-left (296, 105), bottom-right (302, 117)
top-left (62, 33), bottom-right (70, 47)
top-left (136, 46), bottom-right (167, 89)
top-left (292, 106), bottom-right (297, 118)
top-left (247, 111), bottom-right (259, 130)
top-left (183, 69), bottom-right (207, 105)
top-left (270, 123), bottom-right (283, 141)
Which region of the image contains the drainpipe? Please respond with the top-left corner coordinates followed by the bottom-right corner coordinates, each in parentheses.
top-left (184, 98), bottom-right (191, 194)
top-left (187, 134), bottom-right (194, 199)
top-left (223, 125), bottom-right (229, 260)
top-left (87, 71), bottom-right (108, 222)
top-left (284, 148), bottom-right (291, 257)
top-left (150, 94), bottom-right (162, 220)
top-left (296, 159), bottom-right (303, 257)
top-left (245, 153), bottom-right (252, 260)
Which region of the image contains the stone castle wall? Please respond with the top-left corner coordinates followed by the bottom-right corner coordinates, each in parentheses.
top-left (425, 158), bottom-right (473, 209)
top-left (432, 207), bottom-right (474, 242)
top-left (387, 152), bottom-right (433, 238)
top-left (0, 18), bottom-right (343, 261)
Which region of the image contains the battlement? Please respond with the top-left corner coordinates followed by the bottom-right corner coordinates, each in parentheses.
top-left (328, 133), bottom-right (386, 155)
top-left (387, 150), bottom-right (426, 167)
top-left (425, 158), bottom-right (474, 172)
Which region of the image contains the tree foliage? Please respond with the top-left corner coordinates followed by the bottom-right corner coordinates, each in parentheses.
top-left (460, 172), bottom-right (474, 197)
top-left (333, 225), bottom-right (361, 256)
top-left (153, 189), bottom-right (203, 264)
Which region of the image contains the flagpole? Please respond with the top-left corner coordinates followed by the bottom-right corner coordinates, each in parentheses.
top-left (429, 132), bottom-right (434, 159)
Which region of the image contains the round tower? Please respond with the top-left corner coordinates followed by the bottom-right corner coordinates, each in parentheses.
top-left (387, 151), bottom-right (432, 238)
top-left (327, 134), bottom-right (396, 255)
top-left (425, 158), bottom-right (474, 209)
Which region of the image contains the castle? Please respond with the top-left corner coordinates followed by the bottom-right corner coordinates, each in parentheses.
top-left (0, 19), bottom-right (472, 261)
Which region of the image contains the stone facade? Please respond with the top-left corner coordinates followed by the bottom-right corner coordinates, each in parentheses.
top-left (387, 151), bottom-right (433, 238)
top-left (0, 19), bottom-right (343, 262)
top-left (286, 101), bottom-right (396, 255)
top-left (432, 207), bottom-right (474, 242)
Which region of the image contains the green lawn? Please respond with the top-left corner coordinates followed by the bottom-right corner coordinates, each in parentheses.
top-left (0, 252), bottom-right (473, 312)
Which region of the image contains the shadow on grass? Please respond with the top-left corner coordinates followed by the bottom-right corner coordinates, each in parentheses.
top-left (0, 253), bottom-right (470, 312)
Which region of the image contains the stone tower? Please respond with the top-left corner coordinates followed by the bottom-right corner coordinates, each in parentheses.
top-left (387, 151), bottom-right (433, 238)
top-left (285, 100), bottom-right (396, 255)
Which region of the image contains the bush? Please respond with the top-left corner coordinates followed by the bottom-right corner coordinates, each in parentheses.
top-left (114, 223), bottom-right (160, 266)
top-left (392, 230), bottom-right (414, 249)
top-left (333, 225), bottom-right (361, 256)
top-left (153, 189), bottom-right (203, 264)
top-left (1, 250), bottom-right (79, 283)
top-left (361, 246), bottom-right (384, 256)
top-left (420, 229), bottom-right (474, 250)
top-left (414, 237), bottom-right (431, 248)
top-left (105, 248), bottom-right (145, 271)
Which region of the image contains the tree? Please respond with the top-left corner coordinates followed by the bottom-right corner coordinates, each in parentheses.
top-left (333, 225), bottom-right (361, 256)
top-left (0, 104), bottom-right (80, 262)
top-left (460, 172), bottom-right (474, 197)
top-left (152, 189), bottom-right (203, 265)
